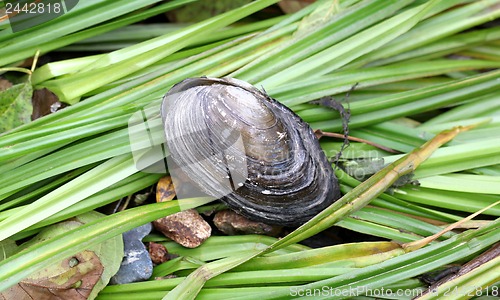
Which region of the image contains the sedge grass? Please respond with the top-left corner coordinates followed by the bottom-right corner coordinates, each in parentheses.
top-left (0, 0), bottom-right (499, 298)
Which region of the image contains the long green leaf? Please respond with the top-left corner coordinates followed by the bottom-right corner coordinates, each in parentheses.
top-left (259, 0), bottom-right (440, 88)
top-left (0, 197), bottom-right (213, 291)
top-left (164, 126), bottom-right (471, 299)
top-left (39, 0), bottom-right (280, 103)
top-left (0, 155), bottom-right (136, 240)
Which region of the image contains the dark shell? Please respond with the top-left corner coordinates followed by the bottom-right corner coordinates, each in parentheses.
top-left (161, 77), bottom-right (340, 226)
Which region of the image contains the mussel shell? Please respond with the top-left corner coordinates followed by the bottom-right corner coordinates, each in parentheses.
top-left (161, 77), bottom-right (340, 226)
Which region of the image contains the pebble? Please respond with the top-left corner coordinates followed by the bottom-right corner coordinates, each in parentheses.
top-left (214, 210), bottom-right (282, 236)
top-left (110, 223), bottom-right (153, 284)
top-left (153, 209), bottom-right (211, 248)
top-left (148, 242), bottom-right (169, 265)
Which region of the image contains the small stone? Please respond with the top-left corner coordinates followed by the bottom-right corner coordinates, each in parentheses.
top-left (214, 210), bottom-right (282, 236)
top-left (153, 209), bottom-right (211, 248)
top-left (110, 223), bottom-right (153, 284)
top-left (149, 242), bottom-right (169, 265)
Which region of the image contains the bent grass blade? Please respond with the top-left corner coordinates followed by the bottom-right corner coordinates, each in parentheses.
top-left (163, 125), bottom-right (475, 300)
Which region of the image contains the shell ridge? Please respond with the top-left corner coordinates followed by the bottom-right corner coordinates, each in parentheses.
top-left (162, 77), bottom-right (341, 226)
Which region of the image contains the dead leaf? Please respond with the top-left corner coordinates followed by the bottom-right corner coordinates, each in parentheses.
top-left (2, 212), bottom-right (123, 300)
top-left (156, 176), bottom-right (176, 202)
top-left (0, 250), bottom-right (103, 300)
top-left (31, 88), bottom-right (62, 120)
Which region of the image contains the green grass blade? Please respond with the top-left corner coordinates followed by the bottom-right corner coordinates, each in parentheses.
top-left (0, 197), bottom-right (213, 291)
top-left (259, 0), bottom-right (440, 88)
top-left (39, 0), bottom-right (280, 103)
top-left (0, 155), bottom-right (136, 240)
top-left (232, 0), bottom-right (413, 83)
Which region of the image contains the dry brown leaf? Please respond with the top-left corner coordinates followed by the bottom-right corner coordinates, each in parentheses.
top-left (156, 176), bottom-right (176, 202)
top-left (0, 250), bottom-right (103, 300)
top-left (31, 88), bottom-right (62, 120)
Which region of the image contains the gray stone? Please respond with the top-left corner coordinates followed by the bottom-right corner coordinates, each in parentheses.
top-left (110, 223), bottom-right (153, 284)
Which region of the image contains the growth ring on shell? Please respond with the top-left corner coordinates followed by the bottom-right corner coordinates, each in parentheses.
top-left (161, 77), bottom-right (340, 226)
